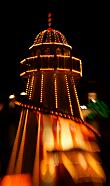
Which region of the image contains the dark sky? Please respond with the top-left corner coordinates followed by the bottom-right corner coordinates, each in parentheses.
top-left (0, 0), bottom-right (110, 104)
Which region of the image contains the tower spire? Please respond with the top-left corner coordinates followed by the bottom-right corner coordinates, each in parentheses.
top-left (48, 12), bottom-right (52, 28)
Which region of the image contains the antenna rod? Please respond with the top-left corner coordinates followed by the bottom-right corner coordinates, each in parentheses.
top-left (48, 12), bottom-right (52, 28)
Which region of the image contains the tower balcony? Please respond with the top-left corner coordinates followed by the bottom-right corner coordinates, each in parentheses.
top-left (20, 55), bottom-right (82, 78)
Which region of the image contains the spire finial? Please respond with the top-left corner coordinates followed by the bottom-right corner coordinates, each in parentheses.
top-left (48, 12), bottom-right (52, 28)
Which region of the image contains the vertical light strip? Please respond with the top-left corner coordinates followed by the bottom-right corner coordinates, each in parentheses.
top-left (65, 74), bottom-right (73, 115)
top-left (71, 76), bottom-right (84, 120)
top-left (40, 72), bottom-right (44, 103)
top-left (80, 60), bottom-right (82, 77)
top-left (15, 109), bottom-right (29, 173)
top-left (7, 110), bottom-right (24, 174)
top-left (54, 73), bottom-right (58, 108)
top-left (33, 113), bottom-right (41, 186)
top-left (29, 75), bottom-right (35, 100)
top-left (26, 76), bottom-right (30, 95)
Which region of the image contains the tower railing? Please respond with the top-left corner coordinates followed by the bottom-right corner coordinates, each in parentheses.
top-left (20, 55), bottom-right (82, 78)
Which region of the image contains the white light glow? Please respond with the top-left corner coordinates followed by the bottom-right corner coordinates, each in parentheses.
top-left (80, 105), bottom-right (87, 109)
top-left (20, 92), bottom-right (27, 96)
top-left (9, 94), bottom-right (15, 99)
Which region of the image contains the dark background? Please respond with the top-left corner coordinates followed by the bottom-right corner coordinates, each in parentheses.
top-left (0, 0), bottom-right (110, 104)
top-left (0, 0), bottom-right (110, 184)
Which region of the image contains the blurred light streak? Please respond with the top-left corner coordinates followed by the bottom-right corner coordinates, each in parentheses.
top-left (7, 110), bottom-right (24, 173)
top-left (61, 153), bottom-right (78, 183)
top-left (15, 109), bottom-right (29, 173)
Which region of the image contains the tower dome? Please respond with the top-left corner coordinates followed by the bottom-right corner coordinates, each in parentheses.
top-left (29, 13), bottom-right (72, 54)
top-left (32, 28), bottom-right (70, 46)
top-left (29, 27), bottom-right (72, 57)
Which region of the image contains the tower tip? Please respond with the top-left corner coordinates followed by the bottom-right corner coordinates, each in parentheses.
top-left (48, 12), bottom-right (52, 28)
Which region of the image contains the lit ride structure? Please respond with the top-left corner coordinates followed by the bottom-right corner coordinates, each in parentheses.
top-left (1, 15), bottom-right (106, 186)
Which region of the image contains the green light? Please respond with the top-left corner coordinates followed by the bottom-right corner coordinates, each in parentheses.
top-left (87, 99), bottom-right (110, 119)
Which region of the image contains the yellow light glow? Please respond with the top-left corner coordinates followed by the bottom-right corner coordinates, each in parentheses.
top-left (40, 156), bottom-right (56, 184)
top-left (61, 153), bottom-right (78, 183)
top-left (78, 153), bottom-right (87, 170)
top-left (0, 174), bottom-right (32, 186)
top-left (40, 160), bottom-right (47, 176)
top-left (86, 153), bottom-right (106, 180)
top-left (42, 115), bottom-right (55, 151)
top-left (29, 42), bottom-right (72, 50)
top-left (59, 117), bottom-right (74, 150)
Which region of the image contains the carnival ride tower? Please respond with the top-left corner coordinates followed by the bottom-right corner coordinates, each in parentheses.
top-left (19, 16), bottom-right (83, 120)
top-left (0, 14), bottom-right (106, 186)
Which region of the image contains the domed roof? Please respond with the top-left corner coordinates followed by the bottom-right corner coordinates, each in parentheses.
top-left (33, 28), bottom-right (68, 45)
top-left (29, 13), bottom-right (72, 50)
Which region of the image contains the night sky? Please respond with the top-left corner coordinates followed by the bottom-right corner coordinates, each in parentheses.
top-left (0, 1), bottom-right (110, 182)
top-left (0, 0), bottom-right (110, 105)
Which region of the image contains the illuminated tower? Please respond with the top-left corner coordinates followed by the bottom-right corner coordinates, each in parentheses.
top-left (19, 15), bottom-right (83, 120)
top-left (1, 14), bottom-right (106, 186)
